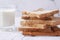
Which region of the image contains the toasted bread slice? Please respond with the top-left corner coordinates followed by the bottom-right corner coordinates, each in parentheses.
top-left (22, 31), bottom-right (60, 36)
top-left (18, 26), bottom-right (53, 32)
top-left (21, 17), bottom-right (60, 26)
top-left (22, 9), bottom-right (59, 20)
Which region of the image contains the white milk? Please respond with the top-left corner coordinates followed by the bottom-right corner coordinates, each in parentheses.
top-left (0, 9), bottom-right (15, 27)
top-left (0, 12), bottom-right (3, 27)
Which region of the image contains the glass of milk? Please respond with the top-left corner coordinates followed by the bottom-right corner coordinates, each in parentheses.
top-left (0, 8), bottom-right (16, 27)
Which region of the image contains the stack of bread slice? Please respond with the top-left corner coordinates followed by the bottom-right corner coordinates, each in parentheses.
top-left (18, 9), bottom-right (60, 36)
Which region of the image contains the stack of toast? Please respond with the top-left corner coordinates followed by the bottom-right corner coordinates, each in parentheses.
top-left (18, 9), bottom-right (60, 36)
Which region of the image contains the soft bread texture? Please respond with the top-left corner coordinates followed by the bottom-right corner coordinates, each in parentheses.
top-left (22, 9), bottom-right (59, 15)
top-left (18, 26), bottom-right (53, 32)
top-left (20, 24), bottom-right (47, 29)
top-left (22, 9), bottom-right (59, 20)
top-left (21, 17), bottom-right (60, 27)
top-left (22, 15), bottom-right (53, 20)
top-left (22, 9), bottom-right (59, 18)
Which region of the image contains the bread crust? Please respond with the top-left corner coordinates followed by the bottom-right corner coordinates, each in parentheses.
top-left (22, 31), bottom-right (60, 36)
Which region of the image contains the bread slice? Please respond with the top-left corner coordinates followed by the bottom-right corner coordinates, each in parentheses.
top-left (18, 26), bottom-right (53, 32)
top-left (21, 21), bottom-right (47, 29)
top-left (22, 32), bottom-right (55, 36)
top-left (22, 26), bottom-right (60, 36)
top-left (21, 17), bottom-right (60, 27)
top-left (22, 31), bottom-right (60, 36)
top-left (22, 27), bottom-right (60, 36)
top-left (22, 9), bottom-right (59, 20)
